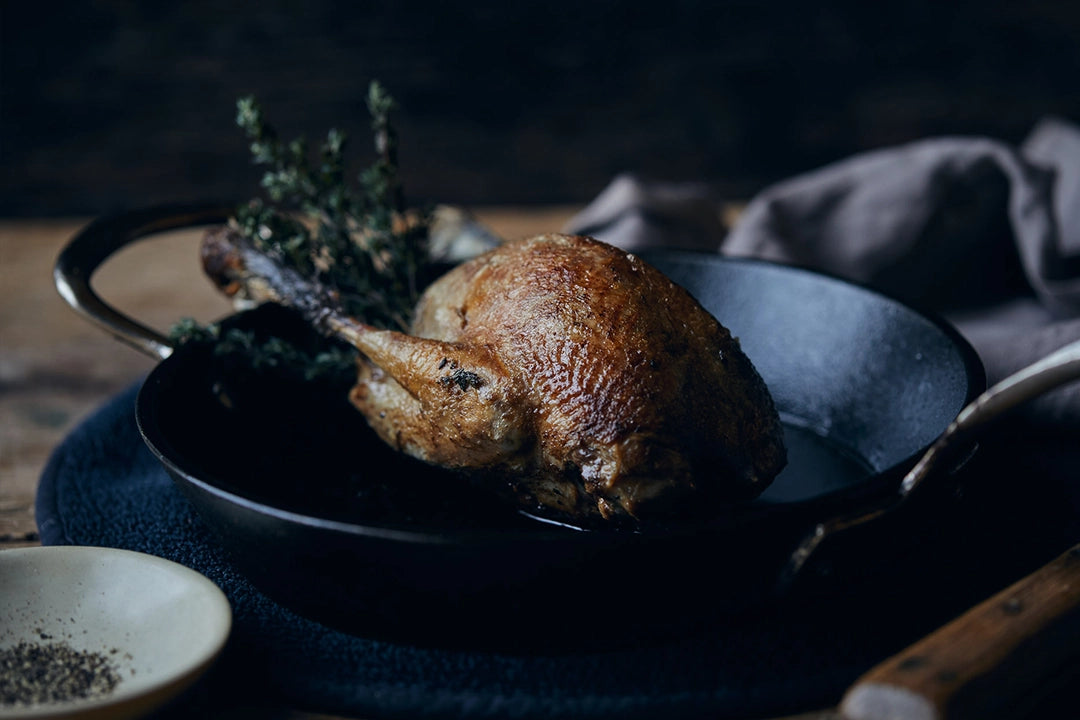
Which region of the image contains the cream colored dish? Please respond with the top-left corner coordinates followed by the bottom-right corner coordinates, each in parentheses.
top-left (0, 546), bottom-right (231, 720)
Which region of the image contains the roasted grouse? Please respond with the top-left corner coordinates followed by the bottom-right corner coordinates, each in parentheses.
top-left (201, 229), bottom-right (787, 523)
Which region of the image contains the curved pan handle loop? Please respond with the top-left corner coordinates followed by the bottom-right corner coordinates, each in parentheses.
top-left (54, 204), bottom-right (232, 361)
top-left (782, 335), bottom-right (1080, 589)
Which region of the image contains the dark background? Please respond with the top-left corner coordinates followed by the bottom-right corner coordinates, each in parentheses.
top-left (3, 0), bottom-right (1080, 216)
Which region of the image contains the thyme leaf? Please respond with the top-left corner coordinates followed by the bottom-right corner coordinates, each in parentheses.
top-left (231, 81), bottom-right (430, 329)
top-left (174, 81), bottom-right (433, 379)
top-left (168, 318), bottom-right (358, 384)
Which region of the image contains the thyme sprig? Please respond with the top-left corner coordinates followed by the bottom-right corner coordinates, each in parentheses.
top-left (172, 82), bottom-right (432, 380)
top-left (232, 81), bottom-right (429, 330)
top-left (170, 317), bottom-right (357, 384)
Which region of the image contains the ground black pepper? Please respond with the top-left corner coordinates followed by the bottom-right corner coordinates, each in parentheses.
top-left (0, 641), bottom-right (122, 707)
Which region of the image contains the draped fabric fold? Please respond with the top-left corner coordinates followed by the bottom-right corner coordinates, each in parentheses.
top-left (566, 117), bottom-right (1080, 424)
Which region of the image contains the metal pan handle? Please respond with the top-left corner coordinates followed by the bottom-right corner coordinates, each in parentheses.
top-left (783, 335), bottom-right (1080, 586)
top-left (54, 204), bottom-right (232, 361)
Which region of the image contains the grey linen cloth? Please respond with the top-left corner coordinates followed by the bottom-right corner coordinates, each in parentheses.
top-left (565, 117), bottom-right (1080, 428)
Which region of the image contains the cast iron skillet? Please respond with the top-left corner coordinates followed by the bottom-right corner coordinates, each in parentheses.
top-left (57, 204), bottom-right (996, 648)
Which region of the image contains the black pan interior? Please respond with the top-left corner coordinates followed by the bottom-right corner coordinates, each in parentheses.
top-left (646, 253), bottom-right (984, 506)
top-left (138, 253), bottom-right (983, 533)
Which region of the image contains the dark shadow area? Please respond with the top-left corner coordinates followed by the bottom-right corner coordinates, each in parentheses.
top-left (3, 0), bottom-right (1080, 215)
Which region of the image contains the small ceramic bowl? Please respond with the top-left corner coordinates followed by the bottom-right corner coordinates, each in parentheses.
top-left (0, 546), bottom-right (231, 720)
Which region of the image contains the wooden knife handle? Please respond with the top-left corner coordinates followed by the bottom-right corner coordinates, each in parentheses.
top-left (840, 543), bottom-right (1080, 720)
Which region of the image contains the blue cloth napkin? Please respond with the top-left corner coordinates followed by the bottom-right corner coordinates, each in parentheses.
top-left (35, 381), bottom-right (1038, 719)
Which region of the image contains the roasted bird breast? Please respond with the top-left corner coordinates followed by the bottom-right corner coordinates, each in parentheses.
top-left (352, 233), bottom-right (787, 521)
top-left (202, 231), bottom-right (787, 523)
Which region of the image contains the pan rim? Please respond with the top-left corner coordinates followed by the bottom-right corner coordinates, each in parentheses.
top-left (135, 250), bottom-right (986, 546)
top-left (136, 373), bottom-right (579, 546)
top-left (642, 249), bottom-right (987, 472)
top-left (642, 249), bottom-right (986, 405)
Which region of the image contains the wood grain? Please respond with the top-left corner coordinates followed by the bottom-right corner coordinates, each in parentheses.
top-left (841, 544), bottom-right (1080, 720)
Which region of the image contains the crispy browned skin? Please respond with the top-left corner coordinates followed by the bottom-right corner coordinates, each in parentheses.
top-left (201, 230), bottom-right (787, 522)
top-left (349, 234), bottom-right (786, 521)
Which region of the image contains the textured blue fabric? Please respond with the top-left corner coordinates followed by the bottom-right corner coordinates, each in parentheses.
top-left (37, 382), bottom-right (1045, 719)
